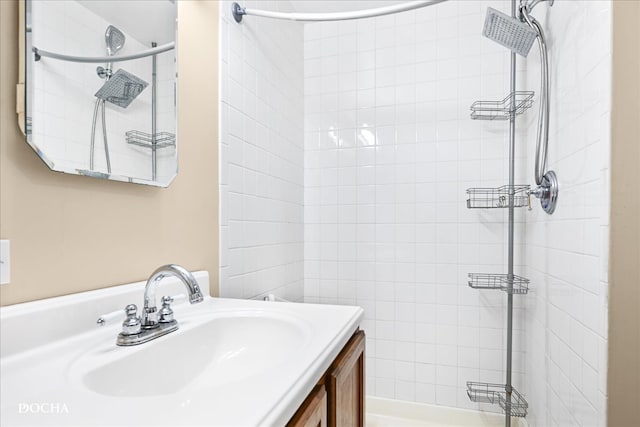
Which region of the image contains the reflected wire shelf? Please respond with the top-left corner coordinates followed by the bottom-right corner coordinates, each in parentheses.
top-left (470, 91), bottom-right (535, 120)
top-left (466, 185), bottom-right (530, 209)
top-left (468, 273), bottom-right (529, 294)
top-left (126, 130), bottom-right (176, 149)
top-left (467, 381), bottom-right (528, 417)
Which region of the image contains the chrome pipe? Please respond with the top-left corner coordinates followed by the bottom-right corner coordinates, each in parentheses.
top-left (89, 97), bottom-right (111, 174)
top-left (521, 7), bottom-right (550, 185)
top-left (33, 42), bottom-right (174, 64)
top-left (233, 0), bottom-right (447, 22)
top-left (89, 98), bottom-right (100, 171)
top-left (101, 100), bottom-right (111, 174)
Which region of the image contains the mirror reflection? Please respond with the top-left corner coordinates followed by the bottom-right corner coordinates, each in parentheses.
top-left (25, 0), bottom-right (178, 187)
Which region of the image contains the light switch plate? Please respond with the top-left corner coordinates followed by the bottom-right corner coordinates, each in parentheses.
top-left (0, 240), bottom-right (10, 285)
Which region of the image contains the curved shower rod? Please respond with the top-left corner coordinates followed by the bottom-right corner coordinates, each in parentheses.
top-left (232, 0), bottom-right (448, 23)
top-left (33, 42), bottom-right (175, 63)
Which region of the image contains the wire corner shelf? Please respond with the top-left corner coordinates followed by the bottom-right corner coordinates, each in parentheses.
top-left (466, 381), bottom-right (528, 418)
top-left (466, 185), bottom-right (530, 209)
top-left (470, 91), bottom-right (535, 121)
top-left (126, 130), bottom-right (176, 149)
top-left (468, 273), bottom-right (529, 295)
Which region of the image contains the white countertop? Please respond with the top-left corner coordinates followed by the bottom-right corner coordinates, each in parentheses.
top-left (0, 272), bottom-right (364, 426)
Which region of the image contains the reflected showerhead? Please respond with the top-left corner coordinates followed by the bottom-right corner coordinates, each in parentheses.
top-left (483, 7), bottom-right (538, 57)
top-left (95, 69), bottom-right (148, 108)
top-left (105, 25), bottom-right (125, 56)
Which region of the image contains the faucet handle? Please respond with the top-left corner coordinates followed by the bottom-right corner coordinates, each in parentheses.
top-left (158, 296), bottom-right (175, 323)
top-left (121, 304), bottom-right (142, 336)
top-left (158, 293), bottom-right (186, 323)
top-left (96, 303), bottom-right (143, 327)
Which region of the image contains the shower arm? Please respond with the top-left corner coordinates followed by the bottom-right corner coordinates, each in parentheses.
top-left (521, 6), bottom-right (550, 185)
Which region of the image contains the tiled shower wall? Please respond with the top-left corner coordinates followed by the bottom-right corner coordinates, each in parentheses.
top-left (303, 0), bottom-right (531, 409)
top-left (218, 0), bottom-right (613, 420)
top-left (31, 1), bottom-right (175, 182)
top-left (219, 1), bottom-right (305, 301)
top-left (522, 1), bottom-right (611, 426)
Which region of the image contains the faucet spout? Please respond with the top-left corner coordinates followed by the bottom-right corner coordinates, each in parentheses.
top-left (142, 264), bottom-right (203, 327)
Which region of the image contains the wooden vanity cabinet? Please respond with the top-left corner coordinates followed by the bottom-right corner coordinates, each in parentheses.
top-left (327, 330), bottom-right (365, 427)
top-left (287, 385), bottom-right (327, 427)
top-left (287, 330), bottom-right (365, 427)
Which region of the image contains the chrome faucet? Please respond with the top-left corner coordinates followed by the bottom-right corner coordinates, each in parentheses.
top-left (116, 264), bottom-right (204, 346)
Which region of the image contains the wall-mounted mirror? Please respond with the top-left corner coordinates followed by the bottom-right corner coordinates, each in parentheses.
top-left (23, 0), bottom-right (177, 187)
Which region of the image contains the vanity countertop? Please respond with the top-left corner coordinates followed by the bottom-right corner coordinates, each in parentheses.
top-left (0, 272), bottom-right (363, 426)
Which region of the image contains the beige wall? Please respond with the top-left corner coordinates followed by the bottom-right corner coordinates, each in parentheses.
top-left (608, 1), bottom-right (640, 425)
top-left (0, 1), bottom-right (219, 306)
top-left (4, 1), bottom-right (640, 422)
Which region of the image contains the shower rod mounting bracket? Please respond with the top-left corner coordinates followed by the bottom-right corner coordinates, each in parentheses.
top-left (232, 3), bottom-right (245, 23)
top-left (528, 170), bottom-right (558, 215)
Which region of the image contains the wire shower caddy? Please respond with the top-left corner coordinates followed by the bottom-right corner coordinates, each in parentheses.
top-left (470, 91), bottom-right (535, 121)
top-left (126, 130), bottom-right (176, 149)
top-left (467, 382), bottom-right (529, 418)
top-left (468, 273), bottom-right (530, 294)
top-left (466, 185), bottom-right (531, 209)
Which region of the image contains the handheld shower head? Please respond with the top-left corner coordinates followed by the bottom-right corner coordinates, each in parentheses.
top-left (483, 7), bottom-right (537, 57)
top-left (105, 25), bottom-right (125, 57)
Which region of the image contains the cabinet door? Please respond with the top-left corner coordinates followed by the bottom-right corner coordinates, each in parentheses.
top-left (328, 330), bottom-right (365, 427)
top-left (287, 384), bottom-right (327, 427)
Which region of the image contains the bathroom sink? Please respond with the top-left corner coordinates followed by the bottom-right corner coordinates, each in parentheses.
top-left (1, 272), bottom-right (363, 426)
top-left (80, 311), bottom-right (309, 397)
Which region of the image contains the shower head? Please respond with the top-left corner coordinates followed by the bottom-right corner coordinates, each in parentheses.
top-left (94, 69), bottom-right (148, 108)
top-left (105, 25), bottom-right (125, 56)
top-left (483, 7), bottom-right (538, 57)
